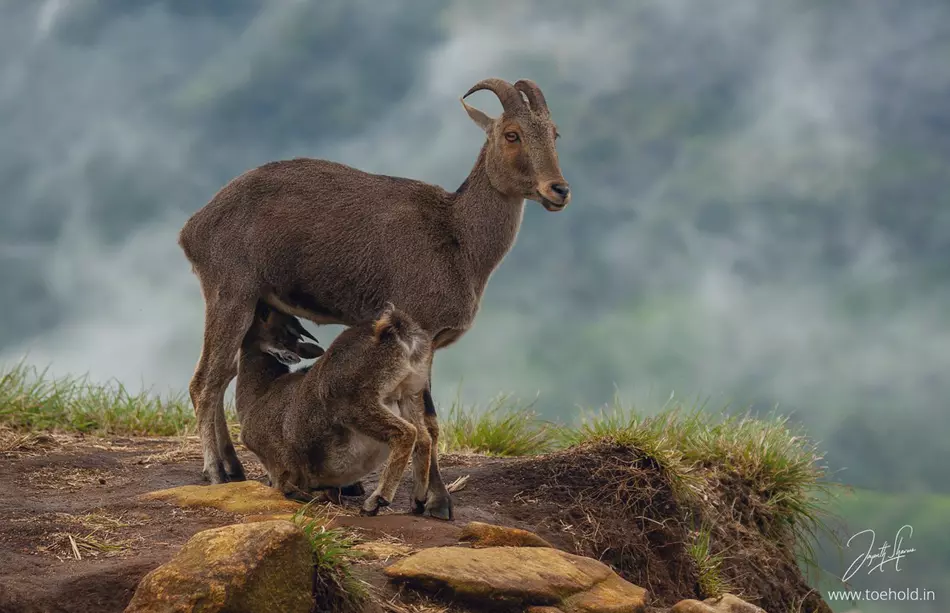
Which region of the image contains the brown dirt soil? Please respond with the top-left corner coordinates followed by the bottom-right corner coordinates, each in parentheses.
top-left (0, 433), bottom-right (829, 613)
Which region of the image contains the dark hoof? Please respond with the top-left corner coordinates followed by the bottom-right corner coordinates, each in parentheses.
top-left (410, 499), bottom-right (426, 515)
top-left (226, 465), bottom-right (247, 482)
top-left (223, 446), bottom-right (246, 481)
top-left (360, 495), bottom-right (390, 516)
top-left (426, 496), bottom-right (454, 521)
top-left (340, 481), bottom-right (366, 497)
top-left (202, 462), bottom-right (229, 485)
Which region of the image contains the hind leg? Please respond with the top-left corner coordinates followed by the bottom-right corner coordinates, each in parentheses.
top-left (188, 289), bottom-right (256, 484)
top-left (408, 394), bottom-right (433, 515)
top-left (349, 402), bottom-right (418, 516)
top-left (421, 370), bottom-right (453, 520)
top-left (214, 361), bottom-right (245, 481)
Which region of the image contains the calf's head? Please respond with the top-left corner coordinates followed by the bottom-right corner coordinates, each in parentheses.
top-left (250, 304), bottom-right (325, 365)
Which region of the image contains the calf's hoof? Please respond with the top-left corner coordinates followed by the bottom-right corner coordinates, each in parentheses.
top-left (410, 499), bottom-right (427, 515)
top-left (360, 494), bottom-right (391, 517)
top-left (425, 495), bottom-right (454, 521)
top-left (340, 481), bottom-right (366, 497)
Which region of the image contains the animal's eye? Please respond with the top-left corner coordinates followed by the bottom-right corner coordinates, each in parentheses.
top-left (504, 131), bottom-right (520, 143)
top-left (555, 131), bottom-right (561, 140)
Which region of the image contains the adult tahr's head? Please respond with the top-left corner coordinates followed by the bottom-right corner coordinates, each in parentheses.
top-left (461, 78), bottom-right (571, 211)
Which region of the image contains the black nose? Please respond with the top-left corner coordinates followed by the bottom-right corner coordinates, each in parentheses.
top-left (551, 183), bottom-right (570, 199)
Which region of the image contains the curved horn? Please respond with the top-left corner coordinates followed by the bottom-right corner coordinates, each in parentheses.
top-left (462, 78), bottom-right (524, 114)
top-left (513, 79), bottom-right (549, 117)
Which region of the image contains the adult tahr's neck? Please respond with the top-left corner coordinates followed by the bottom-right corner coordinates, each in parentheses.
top-left (452, 144), bottom-right (526, 293)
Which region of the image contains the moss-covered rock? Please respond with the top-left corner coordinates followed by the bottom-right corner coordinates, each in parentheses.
top-left (457, 521), bottom-right (554, 548)
top-left (384, 545), bottom-right (647, 612)
top-left (125, 520), bottom-right (312, 613)
top-left (671, 594), bottom-right (767, 613)
top-left (142, 480), bottom-right (301, 514)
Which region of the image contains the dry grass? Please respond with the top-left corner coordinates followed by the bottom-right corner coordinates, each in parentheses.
top-left (35, 510), bottom-right (146, 560)
top-left (20, 466), bottom-right (131, 491)
top-left (0, 426), bottom-right (62, 456)
top-left (39, 531), bottom-right (138, 560)
top-left (371, 583), bottom-right (455, 613)
top-left (134, 436), bottom-right (202, 465)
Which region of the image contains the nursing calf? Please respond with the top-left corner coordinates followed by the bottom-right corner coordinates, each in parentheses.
top-left (235, 302), bottom-right (440, 517)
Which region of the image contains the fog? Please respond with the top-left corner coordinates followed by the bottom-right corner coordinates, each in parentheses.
top-left (2, 0), bottom-right (947, 433)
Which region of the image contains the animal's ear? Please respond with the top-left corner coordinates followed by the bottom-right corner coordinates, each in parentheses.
top-left (461, 98), bottom-right (494, 133)
top-left (296, 342), bottom-right (325, 360)
top-left (373, 312), bottom-right (394, 342)
top-left (265, 346), bottom-right (301, 366)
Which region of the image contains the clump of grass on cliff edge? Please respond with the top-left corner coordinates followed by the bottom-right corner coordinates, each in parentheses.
top-left (439, 392), bottom-right (557, 456)
top-left (0, 361), bottom-right (199, 436)
top-left (560, 397), bottom-right (833, 567)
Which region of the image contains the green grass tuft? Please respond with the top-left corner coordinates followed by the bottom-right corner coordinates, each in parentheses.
top-left (0, 361), bottom-right (198, 436)
top-left (439, 392), bottom-right (556, 456)
top-left (688, 523), bottom-right (731, 598)
top-left (292, 505), bottom-right (366, 612)
top-left (555, 398), bottom-right (707, 501)
top-left (688, 410), bottom-right (835, 570)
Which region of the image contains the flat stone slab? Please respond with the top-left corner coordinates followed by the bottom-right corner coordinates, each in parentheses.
top-left (142, 480), bottom-right (302, 515)
top-left (384, 545), bottom-right (647, 612)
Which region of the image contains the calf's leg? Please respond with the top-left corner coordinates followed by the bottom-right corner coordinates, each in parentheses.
top-left (350, 403), bottom-right (418, 516)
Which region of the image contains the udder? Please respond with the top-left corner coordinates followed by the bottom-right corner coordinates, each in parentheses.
top-left (306, 429), bottom-right (391, 489)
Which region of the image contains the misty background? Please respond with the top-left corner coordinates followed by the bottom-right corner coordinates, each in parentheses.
top-left (1, 1), bottom-right (948, 608)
